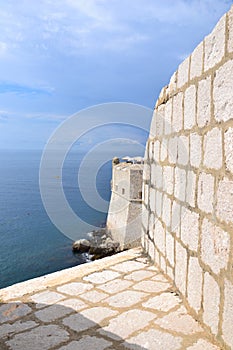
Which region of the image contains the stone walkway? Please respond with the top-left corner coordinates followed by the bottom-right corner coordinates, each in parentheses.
top-left (0, 248), bottom-right (222, 350)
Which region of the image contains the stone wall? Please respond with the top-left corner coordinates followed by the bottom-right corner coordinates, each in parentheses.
top-left (142, 6), bottom-right (233, 350)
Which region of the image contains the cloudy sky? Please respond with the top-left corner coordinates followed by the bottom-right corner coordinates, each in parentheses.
top-left (0, 0), bottom-right (232, 149)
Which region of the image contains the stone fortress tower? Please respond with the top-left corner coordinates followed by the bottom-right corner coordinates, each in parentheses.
top-left (106, 156), bottom-right (143, 250)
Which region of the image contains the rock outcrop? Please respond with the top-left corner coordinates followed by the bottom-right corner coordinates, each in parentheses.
top-left (72, 229), bottom-right (120, 260)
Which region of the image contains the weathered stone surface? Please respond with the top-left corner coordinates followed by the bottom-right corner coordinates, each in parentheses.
top-left (111, 260), bottom-right (145, 272)
top-left (58, 336), bottom-right (112, 350)
top-left (0, 303), bottom-right (31, 323)
top-left (190, 132), bottom-right (202, 168)
top-left (155, 190), bottom-right (162, 218)
top-left (56, 298), bottom-right (87, 311)
top-left (181, 207), bottom-right (199, 251)
top-left (149, 114), bottom-right (156, 139)
top-left (190, 42), bottom-right (203, 79)
top-left (172, 93), bottom-right (183, 132)
top-left (187, 339), bottom-right (221, 350)
top-left (161, 139), bottom-right (168, 162)
top-left (84, 270), bottom-right (120, 284)
top-left (204, 14), bottom-right (226, 71)
top-left (174, 167), bottom-right (186, 201)
top-left (214, 59), bottom-right (233, 122)
top-left (154, 306), bottom-right (203, 334)
top-left (184, 85), bottom-right (196, 130)
top-left (143, 183), bottom-right (149, 205)
top-left (152, 164), bottom-right (163, 190)
top-left (163, 166), bottom-right (173, 195)
top-left (168, 71), bottom-right (177, 94)
top-left (143, 163), bottom-right (150, 182)
top-left (178, 135), bottom-right (189, 166)
top-left (197, 172), bottom-right (214, 214)
top-left (156, 105), bottom-right (164, 136)
top-left (164, 99), bottom-right (172, 135)
top-left (148, 239), bottom-right (155, 261)
top-left (99, 309), bottom-right (155, 340)
top-left (222, 279), bottom-right (233, 349)
top-left (35, 304), bottom-right (72, 322)
top-left (104, 291), bottom-right (147, 308)
top-left (201, 218), bottom-right (230, 274)
top-left (150, 187), bottom-right (156, 213)
top-left (142, 203), bottom-right (149, 231)
top-left (162, 195), bottom-right (171, 228)
top-left (143, 292), bottom-right (181, 312)
top-left (80, 307), bottom-right (118, 324)
top-left (0, 320), bottom-right (38, 338)
top-left (187, 257), bottom-right (202, 312)
top-left (30, 291), bottom-right (65, 308)
top-left (125, 329), bottom-right (182, 350)
top-left (154, 219), bottom-right (165, 254)
top-left (57, 282), bottom-right (92, 295)
top-left (63, 313), bottom-right (95, 332)
top-left (175, 242), bottom-right (187, 295)
top-left (98, 278), bottom-right (133, 294)
top-left (152, 273), bottom-right (170, 283)
top-left (133, 280), bottom-right (171, 293)
top-left (177, 56), bottom-right (190, 88)
top-left (171, 201), bottom-right (181, 236)
top-left (216, 177), bottom-right (233, 224)
top-left (168, 136), bottom-right (178, 165)
top-left (6, 325), bottom-right (69, 350)
top-left (224, 127), bottom-right (233, 174)
top-left (153, 140), bottom-right (160, 163)
top-left (186, 170), bottom-right (196, 207)
top-left (0, 249), bottom-right (222, 350)
top-left (166, 232), bottom-right (174, 267)
top-left (203, 272), bottom-right (220, 335)
top-left (197, 76), bottom-right (211, 127)
top-left (125, 270), bottom-right (154, 282)
top-left (203, 128), bottom-right (222, 170)
top-left (228, 6), bottom-right (233, 53)
top-left (80, 290), bottom-right (108, 303)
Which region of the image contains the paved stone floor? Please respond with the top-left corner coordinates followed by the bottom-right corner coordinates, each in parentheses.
top-left (0, 248), bottom-right (222, 350)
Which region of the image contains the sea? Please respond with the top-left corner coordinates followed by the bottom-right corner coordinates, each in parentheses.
top-left (0, 143), bottom-right (145, 289)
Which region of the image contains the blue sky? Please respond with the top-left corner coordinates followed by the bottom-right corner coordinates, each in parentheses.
top-left (0, 0), bottom-right (232, 149)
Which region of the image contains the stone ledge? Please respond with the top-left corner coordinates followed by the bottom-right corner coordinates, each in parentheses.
top-left (0, 248), bottom-right (142, 302)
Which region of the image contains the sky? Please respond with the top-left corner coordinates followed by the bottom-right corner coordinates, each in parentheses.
top-left (0, 0), bottom-right (232, 149)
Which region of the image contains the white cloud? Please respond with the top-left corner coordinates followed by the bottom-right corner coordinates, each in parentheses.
top-left (0, 108), bottom-right (68, 122)
top-left (66, 0), bottom-right (111, 23)
top-left (0, 0), bottom-right (231, 58)
top-left (24, 112), bottom-right (68, 122)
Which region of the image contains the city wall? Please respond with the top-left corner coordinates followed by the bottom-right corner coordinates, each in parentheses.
top-left (142, 6), bottom-right (233, 349)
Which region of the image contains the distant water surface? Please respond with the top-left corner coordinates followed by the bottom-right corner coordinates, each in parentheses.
top-left (0, 132), bottom-right (147, 289)
top-left (0, 149), bottom-right (111, 289)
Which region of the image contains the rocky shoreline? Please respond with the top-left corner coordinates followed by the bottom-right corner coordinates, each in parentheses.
top-left (72, 228), bottom-right (121, 261)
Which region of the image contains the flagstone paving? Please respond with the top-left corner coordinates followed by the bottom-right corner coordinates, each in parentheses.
top-left (0, 248), bottom-right (222, 350)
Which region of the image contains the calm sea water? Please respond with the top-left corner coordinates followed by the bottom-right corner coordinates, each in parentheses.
top-left (0, 149), bottom-right (112, 289)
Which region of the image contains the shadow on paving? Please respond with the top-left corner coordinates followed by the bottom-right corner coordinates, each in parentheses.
top-left (0, 301), bottom-right (148, 350)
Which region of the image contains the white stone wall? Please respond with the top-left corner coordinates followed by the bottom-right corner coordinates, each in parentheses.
top-left (142, 6), bottom-right (233, 349)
